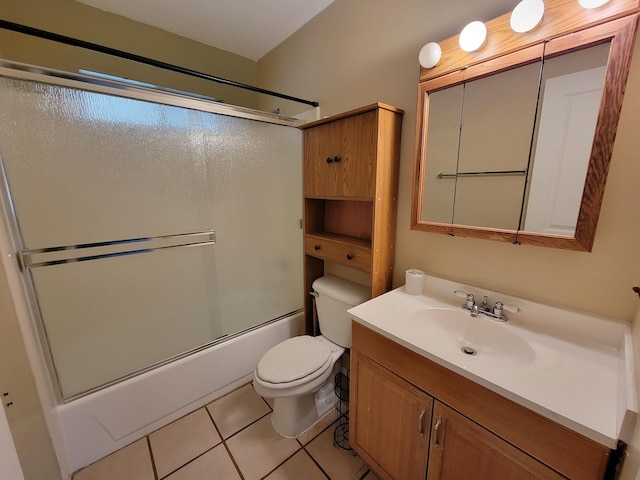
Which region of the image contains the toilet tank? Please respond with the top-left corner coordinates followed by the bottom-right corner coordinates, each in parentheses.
top-left (312, 275), bottom-right (370, 348)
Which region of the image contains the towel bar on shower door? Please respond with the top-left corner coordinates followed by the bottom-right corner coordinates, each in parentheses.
top-left (17, 230), bottom-right (216, 270)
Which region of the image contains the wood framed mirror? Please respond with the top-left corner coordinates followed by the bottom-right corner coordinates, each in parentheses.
top-left (411, 0), bottom-right (639, 251)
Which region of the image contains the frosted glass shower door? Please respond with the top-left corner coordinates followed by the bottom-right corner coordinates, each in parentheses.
top-left (0, 75), bottom-right (302, 399)
top-left (200, 113), bottom-right (302, 335)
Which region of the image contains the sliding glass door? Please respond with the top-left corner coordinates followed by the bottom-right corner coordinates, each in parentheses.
top-left (0, 73), bottom-right (302, 399)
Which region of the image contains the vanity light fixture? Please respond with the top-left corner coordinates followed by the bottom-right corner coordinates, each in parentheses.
top-left (510, 0), bottom-right (545, 33)
top-left (459, 21), bottom-right (488, 52)
top-left (578, 0), bottom-right (610, 7)
top-left (419, 42), bottom-right (442, 68)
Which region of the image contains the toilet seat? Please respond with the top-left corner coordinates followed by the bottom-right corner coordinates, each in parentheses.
top-left (256, 336), bottom-right (333, 388)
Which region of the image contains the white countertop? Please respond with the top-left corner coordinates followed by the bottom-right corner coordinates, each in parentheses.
top-left (347, 275), bottom-right (637, 449)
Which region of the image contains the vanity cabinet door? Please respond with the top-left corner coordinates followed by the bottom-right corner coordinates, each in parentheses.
top-left (350, 349), bottom-right (432, 480)
top-left (427, 401), bottom-right (564, 480)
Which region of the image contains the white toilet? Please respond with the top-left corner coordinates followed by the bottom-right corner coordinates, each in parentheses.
top-left (253, 275), bottom-right (370, 438)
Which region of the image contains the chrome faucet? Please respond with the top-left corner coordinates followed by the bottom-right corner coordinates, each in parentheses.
top-left (454, 290), bottom-right (520, 322)
top-left (480, 296), bottom-right (490, 312)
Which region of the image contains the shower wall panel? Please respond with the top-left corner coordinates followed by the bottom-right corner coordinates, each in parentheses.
top-left (0, 76), bottom-right (302, 398)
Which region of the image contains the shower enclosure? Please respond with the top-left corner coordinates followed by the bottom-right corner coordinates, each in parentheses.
top-left (0, 62), bottom-right (303, 401)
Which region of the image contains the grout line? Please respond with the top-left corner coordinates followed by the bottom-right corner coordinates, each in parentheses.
top-left (258, 449), bottom-right (303, 480)
top-left (156, 443), bottom-right (222, 480)
top-left (222, 439), bottom-right (246, 480)
top-left (259, 393), bottom-right (274, 411)
top-left (203, 404), bottom-right (223, 443)
top-left (298, 416), bottom-right (344, 480)
top-left (151, 407), bottom-right (225, 479)
top-left (301, 447), bottom-right (331, 480)
top-left (222, 409), bottom-right (272, 441)
top-left (146, 436), bottom-right (159, 480)
top-left (204, 403), bottom-right (246, 480)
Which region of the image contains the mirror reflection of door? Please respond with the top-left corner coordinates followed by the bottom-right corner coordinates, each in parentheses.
top-left (523, 43), bottom-right (610, 235)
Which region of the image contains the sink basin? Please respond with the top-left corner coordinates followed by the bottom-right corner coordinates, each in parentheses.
top-left (408, 308), bottom-right (536, 366)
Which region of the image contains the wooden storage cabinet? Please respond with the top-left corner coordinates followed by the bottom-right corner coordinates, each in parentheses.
top-left (303, 109), bottom-right (377, 198)
top-left (301, 104), bottom-right (403, 333)
top-left (350, 322), bottom-right (612, 480)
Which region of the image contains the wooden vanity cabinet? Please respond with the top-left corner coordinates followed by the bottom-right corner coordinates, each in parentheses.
top-left (427, 402), bottom-right (565, 480)
top-left (351, 351), bottom-right (432, 479)
top-left (350, 322), bottom-right (612, 480)
top-left (300, 104), bottom-right (403, 333)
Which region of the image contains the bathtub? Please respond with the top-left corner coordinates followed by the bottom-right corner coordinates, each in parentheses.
top-left (57, 312), bottom-right (303, 473)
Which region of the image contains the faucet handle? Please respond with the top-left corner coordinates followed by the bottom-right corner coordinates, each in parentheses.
top-left (454, 290), bottom-right (475, 308)
top-left (502, 303), bottom-right (521, 313)
top-left (495, 301), bottom-right (521, 313)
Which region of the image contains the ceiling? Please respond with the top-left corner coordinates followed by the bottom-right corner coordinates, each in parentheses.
top-left (77, 0), bottom-right (335, 61)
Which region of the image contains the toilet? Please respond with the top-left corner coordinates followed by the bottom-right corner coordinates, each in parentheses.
top-left (253, 275), bottom-right (370, 438)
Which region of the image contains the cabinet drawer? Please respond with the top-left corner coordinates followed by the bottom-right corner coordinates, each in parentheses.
top-left (305, 235), bottom-right (371, 272)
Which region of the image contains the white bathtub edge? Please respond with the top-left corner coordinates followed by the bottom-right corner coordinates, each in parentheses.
top-left (59, 312), bottom-right (302, 473)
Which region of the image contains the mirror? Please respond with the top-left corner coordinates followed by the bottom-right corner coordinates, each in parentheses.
top-left (421, 60), bottom-right (543, 230)
top-left (412, 13), bottom-right (638, 251)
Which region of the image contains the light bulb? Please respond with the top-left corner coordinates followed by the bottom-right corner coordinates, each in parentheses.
top-left (579, 0), bottom-right (610, 7)
top-left (419, 42), bottom-right (442, 68)
top-left (510, 0), bottom-right (545, 33)
top-left (459, 21), bottom-right (487, 52)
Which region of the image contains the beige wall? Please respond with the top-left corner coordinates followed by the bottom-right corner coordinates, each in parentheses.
top-left (258, 0), bottom-right (640, 322)
top-left (259, 0), bottom-right (640, 475)
top-left (0, 0), bottom-right (259, 108)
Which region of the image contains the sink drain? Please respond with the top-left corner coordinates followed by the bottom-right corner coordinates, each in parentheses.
top-left (461, 346), bottom-right (477, 356)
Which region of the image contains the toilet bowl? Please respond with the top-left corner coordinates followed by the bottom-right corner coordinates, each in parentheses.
top-left (253, 275), bottom-right (370, 438)
top-left (253, 335), bottom-right (343, 437)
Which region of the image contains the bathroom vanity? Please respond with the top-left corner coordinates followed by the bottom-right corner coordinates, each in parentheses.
top-left (348, 276), bottom-right (636, 480)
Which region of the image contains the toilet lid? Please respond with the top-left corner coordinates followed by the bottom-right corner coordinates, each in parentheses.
top-left (256, 336), bottom-right (332, 384)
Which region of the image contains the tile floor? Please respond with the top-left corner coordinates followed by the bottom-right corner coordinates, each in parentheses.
top-left (72, 383), bottom-right (380, 480)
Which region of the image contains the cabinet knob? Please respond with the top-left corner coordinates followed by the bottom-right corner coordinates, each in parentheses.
top-left (314, 245), bottom-right (321, 251)
top-left (346, 253), bottom-right (353, 260)
top-left (333, 156), bottom-right (341, 163)
top-left (326, 157), bottom-right (333, 164)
